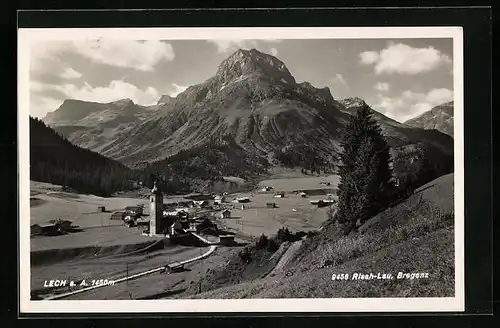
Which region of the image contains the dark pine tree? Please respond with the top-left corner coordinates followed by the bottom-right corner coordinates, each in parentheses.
top-left (333, 105), bottom-right (395, 233)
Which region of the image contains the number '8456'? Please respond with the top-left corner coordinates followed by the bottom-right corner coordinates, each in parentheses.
top-left (331, 274), bottom-right (349, 280)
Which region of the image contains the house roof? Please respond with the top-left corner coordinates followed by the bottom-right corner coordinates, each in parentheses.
top-left (39, 223), bottom-right (57, 228)
top-left (125, 205), bottom-right (143, 210)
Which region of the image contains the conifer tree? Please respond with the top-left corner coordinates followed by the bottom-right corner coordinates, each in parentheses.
top-left (334, 105), bottom-right (395, 233)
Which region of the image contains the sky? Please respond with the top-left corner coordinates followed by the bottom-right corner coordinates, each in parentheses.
top-left (29, 38), bottom-right (454, 122)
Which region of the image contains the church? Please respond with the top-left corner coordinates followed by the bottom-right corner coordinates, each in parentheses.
top-left (148, 180), bottom-right (169, 236)
top-left (148, 179), bottom-right (190, 237)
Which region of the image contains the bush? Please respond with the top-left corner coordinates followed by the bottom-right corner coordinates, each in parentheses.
top-left (307, 231), bottom-right (318, 238)
top-left (266, 239), bottom-right (279, 252)
top-left (256, 234), bottom-right (269, 250)
top-left (276, 227), bottom-right (302, 243)
top-left (238, 247), bottom-right (252, 263)
top-left (295, 231), bottom-right (307, 239)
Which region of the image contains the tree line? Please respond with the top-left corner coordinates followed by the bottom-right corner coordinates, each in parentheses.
top-left (30, 117), bottom-right (137, 196)
top-left (138, 138), bottom-right (269, 193)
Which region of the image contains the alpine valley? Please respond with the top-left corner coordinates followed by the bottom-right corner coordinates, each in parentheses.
top-left (42, 48), bottom-right (454, 188)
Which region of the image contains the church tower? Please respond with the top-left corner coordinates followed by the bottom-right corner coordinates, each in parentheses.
top-left (149, 180), bottom-right (163, 236)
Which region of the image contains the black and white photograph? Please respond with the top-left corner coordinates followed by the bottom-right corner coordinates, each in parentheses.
top-left (18, 27), bottom-right (464, 313)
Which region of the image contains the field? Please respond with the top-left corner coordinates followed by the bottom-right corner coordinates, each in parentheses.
top-left (30, 181), bottom-right (150, 229)
top-left (213, 174), bottom-right (339, 238)
top-left (219, 193), bottom-right (333, 238)
top-left (257, 174), bottom-right (339, 192)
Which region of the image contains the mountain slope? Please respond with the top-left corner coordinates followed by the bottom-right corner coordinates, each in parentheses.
top-left (44, 98), bottom-right (160, 153)
top-left (43, 49), bottom-right (454, 182)
top-left (30, 117), bottom-right (136, 196)
top-left (178, 173), bottom-right (455, 299)
top-left (404, 101), bottom-right (454, 137)
top-left (93, 49), bottom-right (348, 167)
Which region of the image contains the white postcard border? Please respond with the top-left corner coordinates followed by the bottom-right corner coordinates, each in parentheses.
top-left (18, 26), bottom-right (464, 313)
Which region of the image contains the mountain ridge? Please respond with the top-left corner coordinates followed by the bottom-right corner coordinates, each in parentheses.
top-left (42, 48), bottom-right (453, 184)
top-left (404, 101), bottom-right (454, 137)
top-left (30, 116), bottom-right (137, 196)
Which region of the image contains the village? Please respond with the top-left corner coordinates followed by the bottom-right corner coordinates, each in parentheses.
top-left (30, 178), bottom-right (338, 243)
top-left (29, 175), bottom-right (339, 300)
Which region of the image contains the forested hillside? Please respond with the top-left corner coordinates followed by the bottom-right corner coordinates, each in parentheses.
top-left (30, 117), bottom-right (137, 196)
top-left (138, 137), bottom-right (269, 193)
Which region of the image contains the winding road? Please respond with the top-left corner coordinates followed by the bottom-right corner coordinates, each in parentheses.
top-left (43, 244), bottom-right (217, 300)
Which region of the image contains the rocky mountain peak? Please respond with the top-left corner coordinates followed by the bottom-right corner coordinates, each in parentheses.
top-left (111, 98), bottom-right (134, 107)
top-left (216, 48), bottom-right (296, 85)
top-left (404, 101), bottom-right (454, 137)
top-left (157, 94), bottom-right (175, 105)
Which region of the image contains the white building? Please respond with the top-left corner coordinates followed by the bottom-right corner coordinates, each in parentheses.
top-left (219, 209), bottom-right (231, 219)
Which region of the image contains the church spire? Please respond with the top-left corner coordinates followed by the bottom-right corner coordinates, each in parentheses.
top-left (151, 178), bottom-right (162, 195)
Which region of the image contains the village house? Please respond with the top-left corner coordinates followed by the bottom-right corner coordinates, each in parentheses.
top-left (170, 219), bottom-right (188, 236)
top-left (110, 211), bottom-right (125, 220)
top-left (234, 196), bottom-right (250, 203)
top-left (214, 195), bottom-right (225, 205)
top-left (193, 200), bottom-right (209, 208)
top-left (316, 199), bottom-right (336, 208)
top-left (53, 219), bottom-right (72, 231)
top-left (266, 202), bottom-right (277, 208)
top-left (124, 205), bottom-right (143, 216)
top-left (218, 209), bottom-right (231, 219)
top-left (31, 223), bottom-right (59, 236)
top-left (261, 186), bottom-right (273, 192)
top-left (274, 192), bottom-right (285, 198)
top-left (163, 209), bottom-right (189, 219)
top-left (219, 235), bottom-right (235, 246)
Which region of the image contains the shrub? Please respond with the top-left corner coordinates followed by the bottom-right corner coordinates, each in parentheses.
top-left (238, 247), bottom-right (252, 263)
top-left (276, 227), bottom-right (302, 243)
top-left (266, 239), bottom-right (279, 252)
top-left (276, 227), bottom-right (292, 243)
top-left (255, 234), bottom-right (269, 250)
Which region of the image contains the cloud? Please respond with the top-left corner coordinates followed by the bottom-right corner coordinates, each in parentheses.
top-left (60, 67), bottom-right (82, 79)
top-left (30, 80), bottom-right (47, 93)
top-left (30, 41), bottom-right (72, 72)
top-left (31, 39), bottom-right (175, 72)
top-left (360, 42), bottom-right (452, 75)
top-left (61, 80), bottom-right (160, 105)
top-left (329, 73), bottom-right (349, 89)
top-left (270, 47), bottom-right (279, 56)
top-left (359, 51), bottom-right (380, 65)
top-left (326, 74), bottom-right (350, 98)
top-left (334, 74), bottom-right (347, 86)
top-left (208, 39), bottom-right (282, 54)
top-left (169, 83), bottom-right (189, 97)
top-left (375, 82), bottom-right (390, 92)
top-left (75, 39), bottom-right (174, 71)
top-left (374, 87), bottom-right (453, 122)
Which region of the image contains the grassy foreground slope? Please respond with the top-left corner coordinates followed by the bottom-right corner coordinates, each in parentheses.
top-left (186, 173), bottom-right (455, 299)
